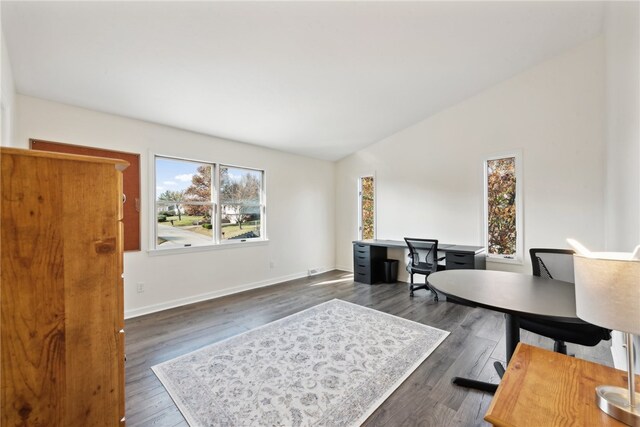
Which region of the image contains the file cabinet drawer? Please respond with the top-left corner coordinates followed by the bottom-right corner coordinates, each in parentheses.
top-left (353, 260), bottom-right (370, 272)
top-left (354, 270), bottom-right (372, 284)
top-left (353, 244), bottom-right (370, 256)
top-left (354, 253), bottom-right (369, 263)
top-left (446, 260), bottom-right (474, 270)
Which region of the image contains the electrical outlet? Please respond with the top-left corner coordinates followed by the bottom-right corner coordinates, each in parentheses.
top-left (136, 282), bottom-right (145, 293)
top-left (308, 269), bottom-right (318, 276)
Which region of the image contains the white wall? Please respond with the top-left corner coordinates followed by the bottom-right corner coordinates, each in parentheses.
top-left (1, 30), bottom-right (16, 146)
top-left (15, 95), bottom-right (336, 317)
top-left (604, 1), bottom-right (640, 252)
top-left (603, 1), bottom-right (640, 372)
top-left (336, 37), bottom-right (606, 276)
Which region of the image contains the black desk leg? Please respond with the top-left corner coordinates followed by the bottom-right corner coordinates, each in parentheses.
top-left (451, 315), bottom-right (521, 393)
top-left (505, 314), bottom-right (520, 362)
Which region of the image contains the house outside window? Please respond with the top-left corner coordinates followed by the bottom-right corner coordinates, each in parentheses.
top-left (483, 151), bottom-right (523, 263)
top-left (219, 165), bottom-right (264, 242)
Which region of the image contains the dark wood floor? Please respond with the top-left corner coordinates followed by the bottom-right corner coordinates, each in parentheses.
top-left (125, 270), bottom-right (613, 426)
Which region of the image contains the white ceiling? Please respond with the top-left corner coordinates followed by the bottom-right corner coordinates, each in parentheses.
top-left (2, 1), bottom-right (604, 161)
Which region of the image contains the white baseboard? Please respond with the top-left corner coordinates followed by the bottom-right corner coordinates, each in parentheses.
top-left (124, 267), bottom-right (334, 319)
top-left (335, 263), bottom-right (352, 272)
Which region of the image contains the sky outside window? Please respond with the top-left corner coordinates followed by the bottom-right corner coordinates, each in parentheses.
top-left (156, 157), bottom-right (207, 199)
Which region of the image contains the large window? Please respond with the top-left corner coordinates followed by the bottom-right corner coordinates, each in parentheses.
top-left (483, 152), bottom-right (522, 263)
top-left (154, 156), bottom-right (264, 251)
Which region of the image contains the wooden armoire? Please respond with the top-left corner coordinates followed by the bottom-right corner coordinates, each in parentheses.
top-left (1, 147), bottom-right (127, 425)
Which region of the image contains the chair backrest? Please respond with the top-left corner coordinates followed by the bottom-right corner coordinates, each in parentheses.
top-left (529, 248), bottom-right (575, 283)
top-left (405, 238), bottom-right (439, 273)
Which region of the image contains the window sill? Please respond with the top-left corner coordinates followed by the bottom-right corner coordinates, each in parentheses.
top-left (147, 239), bottom-right (269, 256)
top-left (486, 256), bottom-right (523, 266)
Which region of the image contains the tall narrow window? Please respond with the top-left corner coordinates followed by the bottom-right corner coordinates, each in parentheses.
top-left (155, 156), bottom-right (214, 249)
top-left (484, 152), bottom-right (522, 262)
top-left (219, 165), bottom-right (264, 242)
top-left (359, 175), bottom-right (375, 240)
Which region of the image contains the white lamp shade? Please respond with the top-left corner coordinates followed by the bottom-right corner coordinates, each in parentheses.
top-left (574, 254), bottom-right (640, 335)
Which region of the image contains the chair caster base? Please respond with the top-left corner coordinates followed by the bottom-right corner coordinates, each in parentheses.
top-left (452, 377), bottom-right (498, 393)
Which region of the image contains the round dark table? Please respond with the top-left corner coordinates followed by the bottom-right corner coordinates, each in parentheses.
top-left (428, 269), bottom-right (581, 393)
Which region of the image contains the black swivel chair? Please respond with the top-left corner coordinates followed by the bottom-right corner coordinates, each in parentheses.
top-left (405, 238), bottom-right (445, 300)
top-left (519, 248), bottom-right (611, 354)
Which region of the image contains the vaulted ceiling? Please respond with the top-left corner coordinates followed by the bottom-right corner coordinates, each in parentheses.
top-left (2, 1), bottom-right (604, 160)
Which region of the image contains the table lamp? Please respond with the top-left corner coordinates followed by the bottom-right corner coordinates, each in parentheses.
top-left (568, 239), bottom-right (640, 426)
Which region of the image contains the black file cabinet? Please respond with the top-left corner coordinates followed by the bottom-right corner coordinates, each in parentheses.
top-left (445, 249), bottom-right (486, 270)
top-left (353, 243), bottom-right (387, 284)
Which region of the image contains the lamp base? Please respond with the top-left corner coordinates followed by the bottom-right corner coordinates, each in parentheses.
top-left (596, 385), bottom-right (640, 426)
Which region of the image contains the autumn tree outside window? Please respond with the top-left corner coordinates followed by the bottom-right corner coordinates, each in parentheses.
top-left (359, 176), bottom-right (375, 240)
top-left (483, 152), bottom-right (522, 263)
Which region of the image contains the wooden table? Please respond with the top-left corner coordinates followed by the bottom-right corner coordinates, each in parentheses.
top-left (485, 343), bottom-right (638, 426)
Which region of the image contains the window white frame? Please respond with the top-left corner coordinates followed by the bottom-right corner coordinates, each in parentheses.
top-left (218, 163), bottom-right (266, 245)
top-left (482, 150), bottom-right (523, 264)
top-left (149, 153), bottom-right (266, 254)
top-left (358, 174), bottom-right (376, 240)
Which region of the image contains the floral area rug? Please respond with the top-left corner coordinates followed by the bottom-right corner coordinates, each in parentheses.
top-left (152, 299), bottom-right (449, 426)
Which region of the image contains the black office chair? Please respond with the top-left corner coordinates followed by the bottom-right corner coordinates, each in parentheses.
top-left (405, 238), bottom-right (445, 300)
top-left (519, 248), bottom-right (611, 354)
